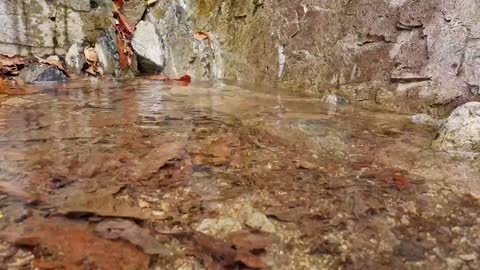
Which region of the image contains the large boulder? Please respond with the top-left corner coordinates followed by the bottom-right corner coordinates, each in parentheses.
top-left (432, 102), bottom-right (480, 152)
top-left (132, 21), bottom-right (165, 73)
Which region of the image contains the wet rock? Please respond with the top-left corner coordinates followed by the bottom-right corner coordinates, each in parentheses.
top-left (132, 21), bottom-right (165, 73)
top-left (66, 42), bottom-right (87, 75)
top-left (432, 102), bottom-right (480, 152)
top-left (122, 0), bottom-right (147, 26)
top-left (393, 240), bottom-right (426, 262)
top-left (322, 94), bottom-right (348, 106)
top-left (18, 63), bottom-right (68, 83)
top-left (411, 113), bottom-right (442, 127)
top-left (196, 218), bottom-right (242, 237)
top-left (95, 28), bottom-right (121, 76)
top-left (238, 205), bottom-right (275, 233)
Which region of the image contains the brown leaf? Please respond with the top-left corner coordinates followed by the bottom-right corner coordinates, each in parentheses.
top-left (295, 160), bottom-right (317, 170)
top-left (136, 141), bottom-right (185, 180)
top-left (0, 217), bottom-right (149, 270)
top-left (84, 47), bottom-right (98, 64)
top-left (113, 0), bottom-right (125, 9)
top-left (95, 219), bottom-right (169, 255)
top-left (191, 232), bottom-right (267, 269)
top-left (116, 9), bottom-right (135, 36)
top-left (194, 31), bottom-right (210, 41)
top-left (35, 56), bottom-right (66, 73)
top-left (228, 230), bottom-right (273, 251)
top-left (59, 186), bottom-right (151, 220)
top-left (0, 77), bottom-right (7, 91)
top-left (0, 182), bottom-right (40, 203)
top-left (116, 32), bottom-right (130, 69)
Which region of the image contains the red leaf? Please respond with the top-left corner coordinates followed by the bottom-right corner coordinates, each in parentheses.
top-left (116, 34), bottom-right (129, 69)
top-left (117, 12), bottom-right (135, 36)
top-left (175, 75), bottom-right (192, 83)
top-left (393, 174), bottom-right (410, 190)
top-left (113, 0), bottom-right (125, 9)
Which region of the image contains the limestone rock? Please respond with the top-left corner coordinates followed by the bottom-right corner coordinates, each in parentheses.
top-left (411, 114), bottom-right (442, 127)
top-left (18, 63), bottom-right (68, 83)
top-left (122, 0), bottom-right (147, 26)
top-left (66, 42), bottom-right (86, 75)
top-left (95, 28), bottom-right (120, 76)
top-left (238, 205), bottom-right (275, 233)
top-left (432, 102), bottom-right (480, 152)
top-left (132, 21), bottom-right (165, 73)
top-left (322, 94), bottom-right (348, 106)
top-left (196, 217), bottom-right (242, 237)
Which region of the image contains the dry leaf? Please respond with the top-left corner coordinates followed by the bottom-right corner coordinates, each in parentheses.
top-left (146, 0), bottom-right (158, 6)
top-left (59, 186), bottom-right (150, 220)
top-left (95, 219), bottom-right (169, 255)
top-left (116, 34), bottom-right (130, 69)
top-left (194, 31), bottom-right (210, 41)
top-left (84, 47), bottom-right (98, 64)
top-left (0, 217), bottom-right (149, 270)
top-left (35, 56), bottom-right (66, 73)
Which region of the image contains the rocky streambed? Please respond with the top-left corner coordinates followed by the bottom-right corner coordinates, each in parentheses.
top-left (0, 80), bottom-right (479, 269)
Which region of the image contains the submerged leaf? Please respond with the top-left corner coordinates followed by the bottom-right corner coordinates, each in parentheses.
top-left (0, 217), bottom-right (149, 270)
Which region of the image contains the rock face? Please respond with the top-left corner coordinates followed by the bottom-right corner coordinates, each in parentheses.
top-left (432, 102), bottom-right (480, 152)
top-left (144, 0), bottom-right (480, 113)
top-left (132, 21), bottom-right (165, 73)
top-left (0, 0), bottom-right (113, 56)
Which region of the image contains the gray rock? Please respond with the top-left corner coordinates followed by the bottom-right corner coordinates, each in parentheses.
top-left (122, 0), bottom-right (147, 26)
top-left (66, 42), bottom-right (86, 75)
top-left (432, 102), bottom-right (480, 152)
top-left (411, 113), bottom-right (442, 127)
top-left (95, 28), bottom-right (121, 76)
top-left (322, 94), bottom-right (348, 106)
top-left (196, 217), bottom-right (242, 237)
top-left (0, 0), bottom-right (113, 56)
top-left (132, 21), bottom-right (165, 73)
top-left (18, 63), bottom-right (68, 83)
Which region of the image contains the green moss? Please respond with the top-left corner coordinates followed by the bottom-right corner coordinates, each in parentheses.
top-left (196, 0), bottom-right (222, 18)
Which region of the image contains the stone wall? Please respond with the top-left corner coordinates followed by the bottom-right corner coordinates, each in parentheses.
top-left (2, 0), bottom-right (480, 114)
top-left (0, 0), bottom-right (114, 56)
top-left (146, 0), bottom-right (480, 114)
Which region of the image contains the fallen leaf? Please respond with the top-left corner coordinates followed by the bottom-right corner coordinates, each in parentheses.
top-left (136, 141), bottom-right (185, 180)
top-left (116, 9), bottom-right (135, 36)
top-left (0, 217), bottom-right (149, 270)
top-left (0, 77), bottom-right (7, 91)
top-left (393, 174), bottom-right (410, 190)
top-left (84, 47), bottom-right (99, 64)
top-left (116, 33), bottom-right (130, 69)
top-left (35, 56), bottom-right (67, 73)
top-left (295, 160), bottom-right (317, 170)
top-left (113, 0), bottom-right (125, 9)
top-left (146, 0), bottom-right (158, 6)
top-left (191, 232), bottom-right (267, 269)
top-left (465, 192), bottom-right (480, 203)
top-left (0, 182), bottom-right (40, 203)
top-left (227, 230), bottom-right (273, 251)
top-left (194, 31), bottom-right (210, 41)
top-left (175, 74), bottom-right (192, 83)
top-left (59, 186), bottom-right (150, 220)
top-left (95, 219), bottom-right (169, 255)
